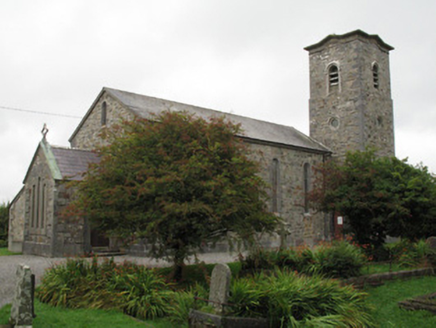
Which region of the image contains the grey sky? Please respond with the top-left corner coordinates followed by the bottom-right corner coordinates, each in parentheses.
top-left (1, 0), bottom-right (435, 203)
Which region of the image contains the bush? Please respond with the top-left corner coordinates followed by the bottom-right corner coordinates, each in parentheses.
top-left (166, 283), bottom-right (208, 325)
top-left (397, 239), bottom-right (431, 268)
top-left (240, 248), bottom-right (277, 273)
top-left (307, 241), bottom-right (367, 278)
top-left (240, 241), bottom-right (366, 278)
top-left (36, 257), bottom-right (174, 320)
top-left (227, 268), bottom-right (376, 327)
top-left (0, 203), bottom-right (8, 246)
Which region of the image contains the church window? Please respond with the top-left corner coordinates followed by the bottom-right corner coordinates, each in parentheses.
top-left (31, 185), bottom-right (36, 228)
top-left (376, 116), bottom-right (383, 127)
top-left (372, 63), bottom-right (379, 89)
top-left (329, 117), bottom-right (339, 129)
top-left (271, 159), bottom-right (279, 213)
top-left (101, 102), bottom-right (107, 126)
top-left (36, 178), bottom-right (41, 228)
top-left (303, 163), bottom-right (310, 213)
top-left (40, 183), bottom-right (46, 228)
top-left (328, 64), bottom-right (339, 87)
top-left (30, 178), bottom-right (46, 229)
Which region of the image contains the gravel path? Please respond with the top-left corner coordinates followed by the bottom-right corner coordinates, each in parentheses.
top-left (0, 252), bottom-right (242, 309)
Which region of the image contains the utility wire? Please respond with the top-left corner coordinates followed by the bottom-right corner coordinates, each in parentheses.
top-left (0, 105), bottom-right (81, 119)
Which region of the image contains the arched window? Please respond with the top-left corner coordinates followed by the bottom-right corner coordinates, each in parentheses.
top-left (36, 177), bottom-right (41, 228)
top-left (372, 63), bottom-right (379, 89)
top-left (328, 64), bottom-right (339, 87)
top-left (40, 183), bottom-right (46, 228)
top-left (101, 102), bottom-right (107, 126)
top-left (31, 178), bottom-right (46, 229)
top-left (31, 185), bottom-right (36, 228)
top-left (271, 159), bottom-right (279, 213)
top-left (303, 163), bottom-right (310, 213)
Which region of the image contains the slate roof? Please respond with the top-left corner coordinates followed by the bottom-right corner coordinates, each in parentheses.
top-left (92, 88), bottom-right (329, 154)
top-left (51, 146), bottom-right (100, 181)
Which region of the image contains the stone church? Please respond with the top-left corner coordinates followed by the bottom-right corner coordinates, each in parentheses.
top-left (8, 30), bottom-right (395, 257)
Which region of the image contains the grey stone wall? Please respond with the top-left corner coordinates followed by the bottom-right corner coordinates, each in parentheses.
top-left (8, 189), bottom-right (25, 253)
top-left (70, 93), bottom-right (135, 149)
top-left (23, 145), bottom-right (89, 257)
top-left (52, 182), bottom-right (89, 257)
top-left (69, 90), bottom-right (331, 249)
top-left (22, 146), bottom-right (56, 257)
top-left (307, 33), bottom-right (395, 159)
top-left (248, 141), bottom-right (328, 247)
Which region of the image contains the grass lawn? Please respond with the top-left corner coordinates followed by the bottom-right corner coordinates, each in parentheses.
top-left (0, 247), bottom-right (21, 256)
top-left (365, 276), bottom-right (436, 328)
top-left (362, 262), bottom-right (419, 275)
top-left (0, 300), bottom-right (175, 328)
top-left (2, 275), bottom-right (436, 327)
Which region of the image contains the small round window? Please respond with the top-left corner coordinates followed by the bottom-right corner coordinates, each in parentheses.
top-left (329, 117), bottom-right (339, 129)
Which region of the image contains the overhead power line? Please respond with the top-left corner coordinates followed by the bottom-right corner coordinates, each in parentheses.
top-left (0, 105), bottom-right (81, 119)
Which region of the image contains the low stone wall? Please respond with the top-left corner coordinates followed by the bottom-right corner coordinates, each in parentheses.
top-left (398, 292), bottom-right (436, 313)
top-left (342, 267), bottom-right (434, 288)
top-left (189, 310), bottom-right (270, 328)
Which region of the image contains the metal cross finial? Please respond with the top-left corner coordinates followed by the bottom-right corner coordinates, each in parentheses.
top-left (41, 123), bottom-right (49, 139)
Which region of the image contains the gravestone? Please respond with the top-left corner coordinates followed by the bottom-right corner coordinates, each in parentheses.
top-left (209, 263), bottom-right (231, 314)
top-left (189, 263), bottom-right (269, 327)
top-left (426, 236), bottom-right (436, 250)
top-left (9, 264), bottom-right (35, 328)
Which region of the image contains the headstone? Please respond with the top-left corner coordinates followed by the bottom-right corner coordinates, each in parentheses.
top-left (209, 263), bottom-right (231, 314)
top-left (9, 264), bottom-right (34, 328)
top-left (426, 236), bottom-right (436, 250)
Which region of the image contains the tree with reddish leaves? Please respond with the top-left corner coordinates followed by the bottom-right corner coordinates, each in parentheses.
top-left (310, 150), bottom-right (436, 250)
top-left (67, 111), bottom-right (278, 279)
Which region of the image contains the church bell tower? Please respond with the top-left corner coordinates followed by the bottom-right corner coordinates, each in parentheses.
top-left (305, 30), bottom-right (395, 159)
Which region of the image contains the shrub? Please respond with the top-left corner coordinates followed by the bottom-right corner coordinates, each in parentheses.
top-left (0, 203), bottom-right (8, 246)
top-left (227, 268), bottom-right (376, 327)
top-left (36, 257), bottom-right (173, 320)
top-left (240, 248), bottom-right (277, 273)
top-left (397, 239), bottom-right (431, 268)
top-left (166, 283), bottom-right (208, 325)
top-left (308, 241), bottom-right (367, 278)
top-left (240, 241), bottom-right (366, 278)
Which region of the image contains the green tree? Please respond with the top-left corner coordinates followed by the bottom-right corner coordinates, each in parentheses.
top-left (310, 150), bottom-right (436, 248)
top-left (0, 202), bottom-right (9, 247)
top-left (67, 112), bottom-right (278, 278)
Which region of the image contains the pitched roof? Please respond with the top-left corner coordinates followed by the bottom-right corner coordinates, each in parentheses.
top-left (73, 87), bottom-right (329, 153)
top-left (23, 140), bottom-right (99, 183)
top-left (50, 146), bottom-right (100, 181)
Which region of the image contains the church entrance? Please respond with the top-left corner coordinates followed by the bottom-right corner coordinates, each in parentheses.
top-left (90, 229), bottom-right (109, 249)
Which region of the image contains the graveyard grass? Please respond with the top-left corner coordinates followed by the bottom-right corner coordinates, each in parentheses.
top-left (2, 276), bottom-right (436, 327)
top-left (0, 300), bottom-right (171, 328)
top-left (0, 247), bottom-right (21, 256)
top-left (365, 276), bottom-right (436, 328)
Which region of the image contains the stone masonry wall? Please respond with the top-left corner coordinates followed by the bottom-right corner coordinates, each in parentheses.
top-left (70, 92), bottom-right (135, 150)
top-left (52, 182), bottom-right (89, 257)
top-left (248, 142), bottom-right (328, 247)
top-left (70, 90), bottom-right (331, 249)
top-left (23, 146), bottom-right (56, 257)
top-left (308, 34), bottom-right (395, 159)
top-left (8, 189), bottom-right (25, 253)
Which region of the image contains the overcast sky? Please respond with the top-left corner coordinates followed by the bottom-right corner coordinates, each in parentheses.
top-left (1, 0), bottom-right (435, 203)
